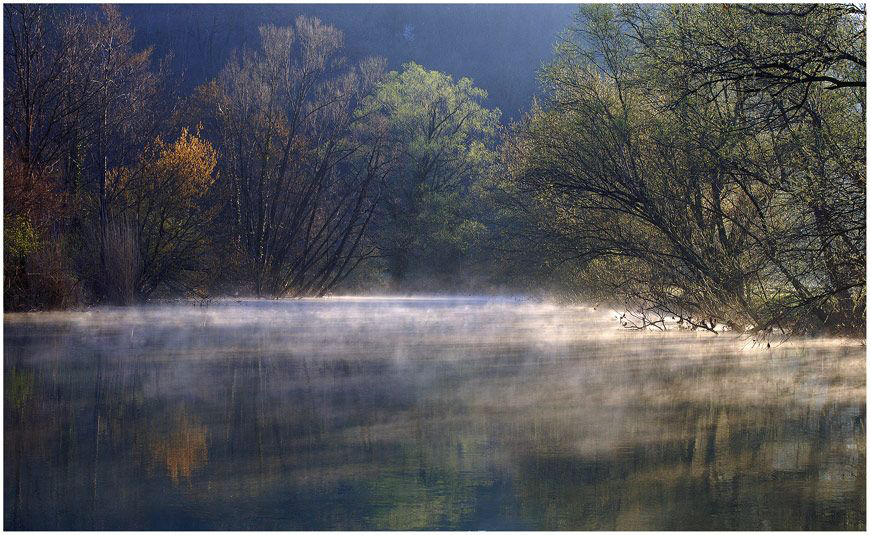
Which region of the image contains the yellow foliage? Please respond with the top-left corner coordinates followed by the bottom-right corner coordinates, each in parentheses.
top-left (146, 127), bottom-right (218, 201)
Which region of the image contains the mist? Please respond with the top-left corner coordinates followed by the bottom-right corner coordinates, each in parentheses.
top-left (6, 298), bottom-right (865, 529)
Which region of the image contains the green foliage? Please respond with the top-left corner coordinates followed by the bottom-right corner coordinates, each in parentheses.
top-left (4, 4), bottom-right (864, 321)
top-left (4, 215), bottom-right (80, 310)
top-left (361, 62), bottom-right (501, 286)
top-left (495, 4), bottom-right (865, 334)
top-left (4, 215), bottom-right (39, 310)
top-left (4, 215), bottom-right (39, 261)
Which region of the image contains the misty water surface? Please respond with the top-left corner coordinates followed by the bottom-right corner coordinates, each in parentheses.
top-left (4, 297), bottom-right (865, 530)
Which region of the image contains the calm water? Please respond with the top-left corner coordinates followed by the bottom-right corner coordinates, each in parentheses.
top-left (4, 297), bottom-right (866, 530)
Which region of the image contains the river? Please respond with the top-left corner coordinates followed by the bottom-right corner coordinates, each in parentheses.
top-left (4, 296), bottom-right (865, 529)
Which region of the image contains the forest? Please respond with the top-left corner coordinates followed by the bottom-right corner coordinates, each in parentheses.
top-left (4, 3), bottom-right (866, 336)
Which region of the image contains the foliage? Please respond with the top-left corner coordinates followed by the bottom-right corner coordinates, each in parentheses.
top-left (4, 215), bottom-right (39, 261)
top-left (4, 4), bottom-right (173, 306)
top-left (496, 4), bottom-right (865, 334)
top-left (118, 128), bottom-right (219, 298)
top-left (3, 4), bottom-right (865, 338)
top-left (361, 62), bottom-right (500, 286)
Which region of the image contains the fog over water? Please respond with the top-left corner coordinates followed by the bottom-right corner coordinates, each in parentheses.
top-left (4, 297), bottom-right (865, 529)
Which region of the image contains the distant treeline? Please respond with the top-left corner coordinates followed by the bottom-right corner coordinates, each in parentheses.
top-left (119, 3), bottom-right (576, 120)
top-left (4, 4), bottom-right (865, 335)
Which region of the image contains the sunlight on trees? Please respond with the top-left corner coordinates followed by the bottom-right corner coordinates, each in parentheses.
top-left (495, 4), bottom-right (865, 334)
top-left (3, 4), bottom-right (864, 335)
top-left (361, 62), bottom-right (500, 287)
top-left (117, 128), bottom-right (219, 299)
top-left (198, 17), bottom-right (388, 297)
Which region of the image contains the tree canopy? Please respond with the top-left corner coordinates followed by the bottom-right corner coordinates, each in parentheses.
top-left (4, 4), bottom-right (865, 335)
top-left (362, 62), bottom-right (500, 286)
top-left (496, 4), bottom-right (865, 334)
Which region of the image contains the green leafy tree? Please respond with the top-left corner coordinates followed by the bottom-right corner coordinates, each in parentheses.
top-left (362, 62), bottom-right (500, 286)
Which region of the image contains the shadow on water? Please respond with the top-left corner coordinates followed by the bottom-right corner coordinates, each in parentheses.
top-left (3, 297), bottom-right (866, 529)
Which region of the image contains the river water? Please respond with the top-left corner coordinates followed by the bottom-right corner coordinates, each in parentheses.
top-left (4, 297), bottom-right (865, 529)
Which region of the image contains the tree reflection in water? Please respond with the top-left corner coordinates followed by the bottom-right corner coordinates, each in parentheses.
top-left (148, 409), bottom-right (208, 486)
top-left (3, 298), bottom-right (865, 529)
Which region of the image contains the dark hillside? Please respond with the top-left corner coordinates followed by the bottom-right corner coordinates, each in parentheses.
top-left (122, 4), bottom-right (576, 119)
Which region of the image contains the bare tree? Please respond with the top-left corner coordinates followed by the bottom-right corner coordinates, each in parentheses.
top-left (201, 17), bottom-right (388, 296)
top-left (4, 5), bottom-right (70, 225)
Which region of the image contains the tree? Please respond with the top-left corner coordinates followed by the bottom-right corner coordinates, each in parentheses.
top-left (621, 4), bottom-right (865, 102)
top-left (200, 17), bottom-right (388, 297)
top-left (3, 5), bottom-right (72, 309)
top-left (3, 5), bottom-right (70, 217)
top-left (116, 128), bottom-right (219, 299)
top-left (620, 3), bottom-right (866, 332)
top-left (361, 62), bottom-right (500, 286)
top-left (62, 6), bottom-right (171, 302)
top-left (4, 5), bottom-right (178, 307)
top-left (497, 4), bottom-right (865, 334)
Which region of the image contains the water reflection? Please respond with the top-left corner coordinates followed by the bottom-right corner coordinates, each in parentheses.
top-left (148, 408), bottom-right (209, 485)
top-left (4, 297), bottom-right (865, 529)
